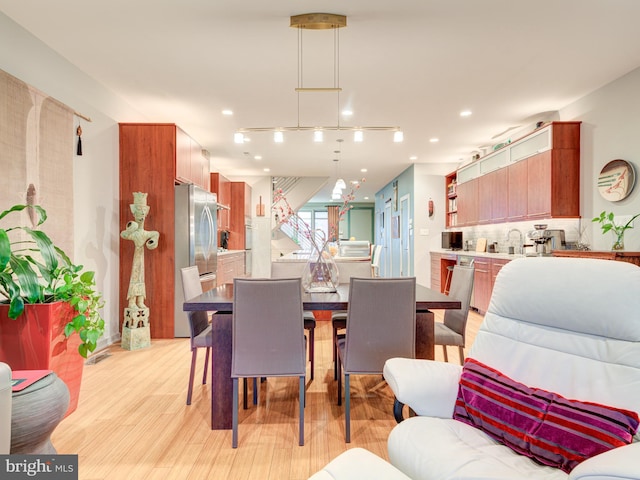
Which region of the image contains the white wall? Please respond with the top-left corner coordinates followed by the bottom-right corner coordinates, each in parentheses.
top-left (413, 163), bottom-right (460, 287)
top-left (0, 13), bottom-right (147, 347)
top-left (560, 67), bottom-right (640, 251)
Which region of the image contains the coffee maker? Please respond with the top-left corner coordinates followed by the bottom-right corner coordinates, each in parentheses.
top-left (220, 230), bottom-right (229, 250)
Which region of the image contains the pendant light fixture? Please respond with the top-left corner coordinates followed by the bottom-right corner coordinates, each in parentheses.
top-left (234, 13), bottom-right (403, 144)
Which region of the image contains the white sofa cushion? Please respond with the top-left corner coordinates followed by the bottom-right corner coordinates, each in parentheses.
top-left (308, 447), bottom-right (411, 480)
top-left (388, 417), bottom-right (568, 480)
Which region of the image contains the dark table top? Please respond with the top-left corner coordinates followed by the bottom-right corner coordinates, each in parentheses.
top-left (183, 282), bottom-right (461, 313)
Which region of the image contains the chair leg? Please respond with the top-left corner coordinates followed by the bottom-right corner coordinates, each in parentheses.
top-left (458, 346), bottom-right (465, 365)
top-left (308, 327), bottom-right (315, 381)
top-left (442, 345), bottom-right (449, 362)
top-left (243, 378), bottom-right (248, 410)
top-left (253, 378), bottom-right (258, 405)
top-left (337, 355), bottom-right (342, 406)
top-left (232, 378), bottom-right (239, 448)
top-left (202, 347), bottom-right (210, 385)
top-left (187, 349), bottom-right (197, 405)
top-left (332, 327), bottom-right (338, 380)
top-left (299, 376), bottom-right (305, 446)
top-left (345, 373), bottom-right (351, 443)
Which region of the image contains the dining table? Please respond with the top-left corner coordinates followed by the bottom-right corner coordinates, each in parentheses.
top-left (183, 282), bottom-right (461, 429)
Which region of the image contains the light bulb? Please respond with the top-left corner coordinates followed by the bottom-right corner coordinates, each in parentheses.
top-left (354, 130), bottom-right (363, 142)
top-left (314, 130), bottom-right (323, 142)
top-left (234, 132), bottom-right (244, 144)
top-left (393, 130), bottom-right (404, 143)
top-left (274, 131), bottom-right (284, 143)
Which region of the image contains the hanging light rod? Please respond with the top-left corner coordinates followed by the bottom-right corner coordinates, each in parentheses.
top-left (237, 126), bottom-right (401, 133)
top-left (294, 87), bottom-right (342, 92)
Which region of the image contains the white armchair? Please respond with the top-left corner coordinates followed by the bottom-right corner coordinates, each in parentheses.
top-left (0, 362), bottom-right (11, 453)
top-left (383, 257), bottom-right (640, 479)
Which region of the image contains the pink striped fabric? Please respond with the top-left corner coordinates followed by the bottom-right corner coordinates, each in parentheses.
top-left (453, 358), bottom-right (639, 473)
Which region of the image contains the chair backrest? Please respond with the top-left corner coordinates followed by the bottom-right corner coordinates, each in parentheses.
top-left (271, 261), bottom-right (371, 282)
top-left (232, 278), bottom-right (306, 377)
top-left (180, 266), bottom-right (209, 344)
top-left (344, 277), bottom-right (416, 374)
top-left (371, 245), bottom-right (383, 276)
top-left (469, 257), bottom-right (640, 415)
top-left (442, 265), bottom-right (474, 339)
top-left (181, 265), bottom-right (203, 300)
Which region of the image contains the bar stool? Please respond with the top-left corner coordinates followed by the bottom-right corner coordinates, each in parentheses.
top-left (443, 265), bottom-right (455, 295)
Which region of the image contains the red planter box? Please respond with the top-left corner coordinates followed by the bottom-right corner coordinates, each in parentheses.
top-left (0, 302), bottom-right (83, 416)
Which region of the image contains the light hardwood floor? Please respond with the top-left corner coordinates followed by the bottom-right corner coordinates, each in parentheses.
top-left (52, 310), bottom-right (484, 480)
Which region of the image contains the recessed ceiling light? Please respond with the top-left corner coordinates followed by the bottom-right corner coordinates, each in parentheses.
top-left (263, 168), bottom-right (270, 172)
top-left (222, 109), bottom-right (233, 116)
top-left (363, 196), bottom-right (369, 200)
top-left (460, 110), bottom-right (472, 117)
top-left (360, 168), bottom-right (368, 173)
top-left (254, 155), bottom-right (262, 160)
top-left (429, 138), bottom-right (439, 143)
top-left (342, 109), bottom-right (353, 116)
top-left (409, 155), bottom-right (418, 161)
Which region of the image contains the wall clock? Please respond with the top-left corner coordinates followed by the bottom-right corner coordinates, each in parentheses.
top-left (597, 159), bottom-right (636, 202)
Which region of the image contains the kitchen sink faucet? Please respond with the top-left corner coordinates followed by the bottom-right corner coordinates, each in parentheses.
top-left (506, 228), bottom-right (524, 254)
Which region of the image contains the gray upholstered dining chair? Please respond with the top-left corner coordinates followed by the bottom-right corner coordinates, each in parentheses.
top-left (270, 262), bottom-right (316, 380)
top-left (231, 277), bottom-right (306, 448)
top-left (434, 265), bottom-right (474, 364)
top-left (335, 277), bottom-right (416, 442)
top-left (180, 266), bottom-right (213, 405)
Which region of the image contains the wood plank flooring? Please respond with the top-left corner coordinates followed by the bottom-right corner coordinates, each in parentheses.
top-left (52, 310), bottom-right (484, 480)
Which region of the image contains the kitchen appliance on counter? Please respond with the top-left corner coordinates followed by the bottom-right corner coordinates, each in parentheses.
top-left (527, 225), bottom-right (565, 256)
top-left (174, 183), bottom-right (218, 337)
top-left (220, 230), bottom-right (229, 250)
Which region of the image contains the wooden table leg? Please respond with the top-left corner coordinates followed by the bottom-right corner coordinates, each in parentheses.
top-left (211, 312), bottom-right (233, 429)
top-left (415, 311), bottom-right (435, 360)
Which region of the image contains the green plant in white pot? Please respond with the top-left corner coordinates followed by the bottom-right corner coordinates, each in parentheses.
top-left (0, 204), bottom-right (105, 357)
top-left (592, 210), bottom-right (640, 251)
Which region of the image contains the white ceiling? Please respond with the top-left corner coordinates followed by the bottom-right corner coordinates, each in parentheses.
top-left (3, 0), bottom-right (640, 202)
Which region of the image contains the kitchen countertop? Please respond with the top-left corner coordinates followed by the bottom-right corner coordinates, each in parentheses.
top-left (431, 249), bottom-right (528, 261)
top-left (276, 252), bottom-right (370, 262)
top-left (217, 249), bottom-right (245, 256)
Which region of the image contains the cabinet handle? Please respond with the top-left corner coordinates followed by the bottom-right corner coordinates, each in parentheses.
top-left (475, 269), bottom-right (488, 273)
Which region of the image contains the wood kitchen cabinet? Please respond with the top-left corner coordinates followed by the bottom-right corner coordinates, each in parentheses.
top-left (119, 123), bottom-right (209, 338)
top-left (451, 121), bottom-right (580, 227)
top-left (216, 252), bottom-right (246, 286)
top-left (507, 157), bottom-right (528, 221)
top-left (456, 178), bottom-right (478, 227)
top-left (472, 258), bottom-right (492, 314)
top-left (211, 173), bottom-right (231, 230)
top-left (552, 250), bottom-right (640, 267)
top-left (229, 182), bottom-right (252, 250)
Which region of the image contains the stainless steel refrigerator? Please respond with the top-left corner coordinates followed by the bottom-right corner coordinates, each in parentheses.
top-left (174, 183), bottom-right (217, 337)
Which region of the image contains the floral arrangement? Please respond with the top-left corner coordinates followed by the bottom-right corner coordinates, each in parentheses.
top-left (272, 179), bottom-right (365, 292)
top-left (272, 179), bottom-right (365, 246)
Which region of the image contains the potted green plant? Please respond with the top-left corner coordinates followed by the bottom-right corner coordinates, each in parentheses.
top-left (0, 203), bottom-right (105, 414)
top-left (592, 210), bottom-right (640, 251)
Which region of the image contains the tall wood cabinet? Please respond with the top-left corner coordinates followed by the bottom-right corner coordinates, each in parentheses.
top-left (119, 123), bottom-right (209, 339)
top-left (229, 182), bottom-right (252, 250)
top-left (210, 173), bottom-right (231, 230)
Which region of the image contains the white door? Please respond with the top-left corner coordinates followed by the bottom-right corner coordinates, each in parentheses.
top-left (384, 201), bottom-right (392, 277)
top-left (399, 194), bottom-right (411, 277)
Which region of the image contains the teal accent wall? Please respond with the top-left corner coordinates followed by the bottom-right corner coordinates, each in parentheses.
top-left (375, 165), bottom-right (415, 277)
